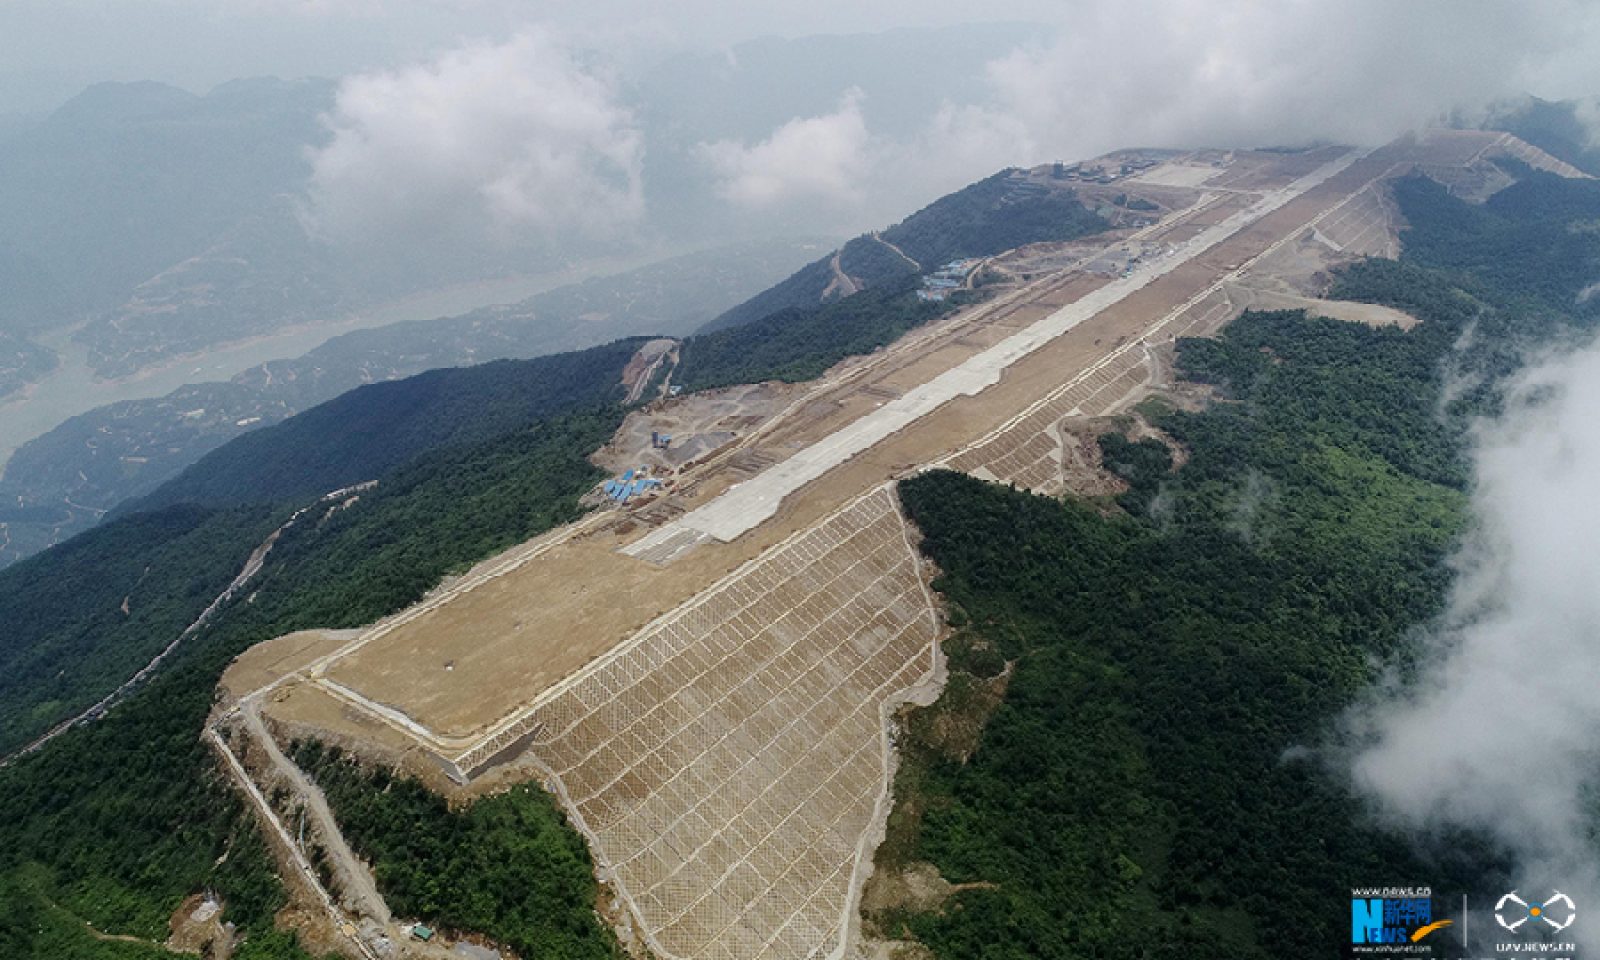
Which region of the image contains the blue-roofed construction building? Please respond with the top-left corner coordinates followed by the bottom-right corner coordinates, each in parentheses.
top-left (602, 466), bottom-right (664, 504)
top-left (918, 260), bottom-right (974, 302)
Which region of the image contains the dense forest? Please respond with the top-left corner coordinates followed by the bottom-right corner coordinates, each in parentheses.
top-left (122, 338), bottom-right (642, 513)
top-left (1382, 172), bottom-right (1600, 312)
top-left (867, 168), bottom-right (1600, 958)
top-left (0, 347), bottom-right (632, 958)
top-left (676, 276), bottom-right (957, 392)
top-left (704, 168), bottom-right (1106, 332)
top-left (293, 742), bottom-right (623, 960)
top-left (0, 337), bottom-right (644, 757)
top-left (697, 250), bottom-right (844, 333)
top-left (838, 232), bottom-right (920, 281)
top-left (876, 169), bottom-right (1107, 269)
top-left (0, 502), bottom-right (280, 754)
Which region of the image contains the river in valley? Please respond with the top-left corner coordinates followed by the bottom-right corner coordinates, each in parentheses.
top-left (0, 262), bottom-right (643, 476)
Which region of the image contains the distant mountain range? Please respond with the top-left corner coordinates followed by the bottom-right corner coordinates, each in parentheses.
top-left (0, 79), bottom-right (340, 359)
top-left (0, 51), bottom-right (1592, 576)
top-left (0, 237), bottom-right (826, 566)
top-left (0, 27), bottom-right (1044, 390)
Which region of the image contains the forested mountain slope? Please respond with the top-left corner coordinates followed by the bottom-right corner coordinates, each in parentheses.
top-left (1485, 95), bottom-right (1600, 177)
top-left (123, 338), bottom-right (641, 513)
top-left (675, 275), bottom-right (958, 392)
top-left (703, 168), bottom-right (1107, 332)
top-left (0, 243), bottom-right (976, 954)
top-left (0, 335), bottom-right (643, 771)
top-left (0, 505), bottom-right (281, 757)
top-left (865, 168), bottom-right (1600, 959)
top-left (0, 402), bottom-right (626, 959)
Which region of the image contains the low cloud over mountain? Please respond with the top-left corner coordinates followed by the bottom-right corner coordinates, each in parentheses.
top-left (1351, 335), bottom-right (1600, 945)
top-left (305, 29), bottom-right (645, 256)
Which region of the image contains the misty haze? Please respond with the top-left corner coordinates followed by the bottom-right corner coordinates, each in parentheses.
top-left (1, 4), bottom-right (1599, 960)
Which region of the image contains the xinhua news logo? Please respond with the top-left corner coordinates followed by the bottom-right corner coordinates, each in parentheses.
top-left (1346, 886), bottom-right (1580, 958)
top-left (1351, 888), bottom-right (1453, 950)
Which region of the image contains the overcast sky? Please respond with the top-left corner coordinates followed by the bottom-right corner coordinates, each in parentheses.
top-left (290, 2), bottom-right (1600, 245)
top-left (6, 1), bottom-right (1599, 115)
top-left (0, 0), bottom-right (1068, 114)
top-left (9, 1), bottom-right (1600, 270)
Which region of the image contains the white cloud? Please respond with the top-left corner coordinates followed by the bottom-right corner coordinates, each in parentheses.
top-left (697, 89), bottom-right (871, 210)
top-left (689, 0), bottom-right (1600, 234)
top-left (304, 29), bottom-right (644, 250)
top-left (1574, 97), bottom-right (1600, 149)
top-left (222, 0), bottom-right (389, 15)
top-left (1349, 335), bottom-right (1600, 945)
top-left (971, 0), bottom-right (1600, 164)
